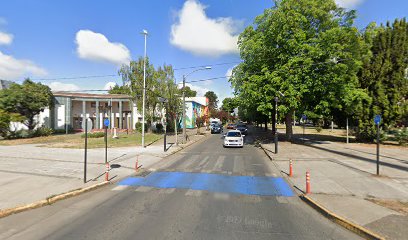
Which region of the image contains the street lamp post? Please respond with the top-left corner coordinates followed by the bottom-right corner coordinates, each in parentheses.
top-left (141, 29), bottom-right (148, 148)
top-left (274, 91), bottom-right (284, 154)
top-left (182, 66), bottom-right (211, 143)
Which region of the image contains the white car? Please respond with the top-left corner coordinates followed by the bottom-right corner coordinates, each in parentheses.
top-left (223, 130), bottom-right (244, 148)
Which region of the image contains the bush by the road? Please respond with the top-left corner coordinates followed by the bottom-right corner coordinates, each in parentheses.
top-left (81, 132), bottom-right (105, 138)
top-left (395, 128), bottom-right (408, 146)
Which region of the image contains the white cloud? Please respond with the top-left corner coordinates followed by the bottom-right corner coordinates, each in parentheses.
top-left (0, 51), bottom-right (47, 79)
top-left (75, 30), bottom-right (131, 65)
top-left (104, 81), bottom-right (117, 90)
top-left (48, 82), bottom-right (80, 92)
top-left (335, 0), bottom-right (365, 8)
top-left (170, 0), bottom-right (240, 57)
top-left (225, 65), bottom-right (237, 80)
top-left (0, 32), bottom-right (13, 45)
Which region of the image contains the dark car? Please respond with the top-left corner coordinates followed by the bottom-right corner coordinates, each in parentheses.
top-left (235, 124), bottom-right (248, 135)
top-left (211, 123), bottom-right (223, 134)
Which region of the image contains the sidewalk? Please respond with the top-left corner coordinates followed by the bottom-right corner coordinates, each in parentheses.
top-left (260, 130), bottom-right (408, 240)
top-left (0, 127), bottom-right (208, 211)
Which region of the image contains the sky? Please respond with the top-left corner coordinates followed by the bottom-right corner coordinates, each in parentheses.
top-left (0, 0), bottom-right (407, 105)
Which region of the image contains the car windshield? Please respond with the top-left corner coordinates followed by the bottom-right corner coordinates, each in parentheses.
top-left (227, 132), bottom-right (241, 137)
top-left (237, 125), bottom-right (246, 128)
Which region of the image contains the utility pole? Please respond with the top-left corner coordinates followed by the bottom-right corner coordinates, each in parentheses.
top-left (141, 29), bottom-right (148, 148)
top-left (182, 75), bottom-right (186, 143)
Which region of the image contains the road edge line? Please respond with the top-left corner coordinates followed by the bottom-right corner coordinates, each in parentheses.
top-left (0, 181), bottom-right (110, 219)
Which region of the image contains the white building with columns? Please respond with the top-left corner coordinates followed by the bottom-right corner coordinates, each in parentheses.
top-left (43, 92), bottom-right (140, 131)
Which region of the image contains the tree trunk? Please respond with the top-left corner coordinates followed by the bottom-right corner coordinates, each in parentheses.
top-left (285, 109), bottom-right (294, 142)
top-left (264, 116), bottom-right (268, 131)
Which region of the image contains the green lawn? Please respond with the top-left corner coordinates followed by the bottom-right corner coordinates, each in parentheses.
top-left (0, 132), bottom-right (163, 149)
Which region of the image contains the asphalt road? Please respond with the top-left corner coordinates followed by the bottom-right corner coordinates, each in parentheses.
top-left (0, 127), bottom-right (361, 240)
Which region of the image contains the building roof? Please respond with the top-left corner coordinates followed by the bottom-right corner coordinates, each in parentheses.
top-left (0, 80), bottom-right (13, 90)
top-left (53, 91), bottom-right (131, 99)
top-left (185, 97), bottom-right (208, 106)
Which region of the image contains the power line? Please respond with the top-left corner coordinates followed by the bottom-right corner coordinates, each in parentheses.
top-left (173, 61), bottom-right (241, 71)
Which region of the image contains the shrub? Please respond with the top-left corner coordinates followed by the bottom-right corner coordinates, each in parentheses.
top-left (135, 122), bottom-right (148, 133)
top-left (395, 128), bottom-right (408, 146)
top-left (315, 126), bottom-right (322, 132)
top-left (53, 128), bottom-right (74, 134)
top-left (33, 127), bottom-right (54, 137)
top-left (81, 132), bottom-right (105, 138)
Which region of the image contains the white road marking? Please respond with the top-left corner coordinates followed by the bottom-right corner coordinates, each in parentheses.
top-left (159, 188), bottom-right (176, 194)
top-left (213, 192), bottom-right (230, 201)
top-left (135, 186), bottom-right (153, 192)
top-left (213, 156), bottom-right (225, 171)
top-left (111, 185), bottom-right (129, 191)
top-left (185, 189), bottom-right (203, 197)
top-left (276, 196), bottom-right (290, 204)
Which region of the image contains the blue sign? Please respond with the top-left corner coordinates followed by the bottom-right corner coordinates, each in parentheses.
top-left (104, 118), bottom-right (110, 127)
top-left (302, 114), bottom-right (307, 120)
top-left (374, 115), bottom-right (381, 125)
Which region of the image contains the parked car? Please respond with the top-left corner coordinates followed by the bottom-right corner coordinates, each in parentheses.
top-left (211, 123), bottom-right (223, 134)
top-left (235, 124), bottom-right (248, 135)
top-left (223, 130), bottom-right (244, 148)
top-left (227, 123), bottom-right (236, 129)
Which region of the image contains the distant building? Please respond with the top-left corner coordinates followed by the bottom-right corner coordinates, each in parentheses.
top-left (182, 97), bottom-right (209, 129)
top-left (11, 92), bottom-right (141, 132)
top-left (0, 80), bottom-right (13, 90)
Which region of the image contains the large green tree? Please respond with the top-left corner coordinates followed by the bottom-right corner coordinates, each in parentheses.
top-left (357, 19), bottom-right (408, 140)
top-left (221, 97), bottom-right (238, 113)
top-left (179, 86), bottom-right (197, 97)
top-left (0, 79), bottom-right (53, 130)
top-left (231, 0), bottom-right (365, 141)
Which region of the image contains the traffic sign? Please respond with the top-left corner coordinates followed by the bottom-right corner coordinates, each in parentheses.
top-left (104, 118), bottom-right (110, 127)
top-left (302, 114), bottom-right (307, 120)
top-left (374, 115), bottom-right (381, 125)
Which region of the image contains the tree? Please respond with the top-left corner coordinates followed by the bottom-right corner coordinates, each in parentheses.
top-left (357, 19), bottom-right (408, 139)
top-left (231, 0), bottom-right (364, 141)
top-left (205, 91), bottom-right (218, 111)
top-left (0, 79), bottom-right (53, 130)
top-left (222, 97), bottom-right (238, 113)
top-left (179, 86), bottom-right (197, 97)
top-left (0, 109), bottom-right (25, 138)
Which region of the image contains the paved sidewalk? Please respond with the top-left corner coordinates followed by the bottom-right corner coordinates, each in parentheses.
top-left (258, 129), bottom-right (408, 240)
top-left (0, 128), bottom-right (208, 211)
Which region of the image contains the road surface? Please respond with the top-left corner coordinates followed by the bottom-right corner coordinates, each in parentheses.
top-left (0, 127), bottom-right (361, 239)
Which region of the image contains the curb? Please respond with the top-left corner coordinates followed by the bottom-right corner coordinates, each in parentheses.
top-left (301, 195), bottom-right (385, 240)
top-left (0, 181), bottom-right (110, 219)
top-left (259, 143), bottom-right (386, 240)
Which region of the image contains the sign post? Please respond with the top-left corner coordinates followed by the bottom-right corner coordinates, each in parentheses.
top-left (374, 115), bottom-right (381, 175)
top-left (84, 118), bottom-right (88, 183)
top-left (104, 118), bottom-right (110, 164)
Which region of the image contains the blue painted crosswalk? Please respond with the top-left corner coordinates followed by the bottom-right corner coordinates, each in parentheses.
top-left (118, 172), bottom-right (294, 197)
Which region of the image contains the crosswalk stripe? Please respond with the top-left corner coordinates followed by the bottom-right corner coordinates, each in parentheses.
top-left (194, 156), bottom-right (210, 170)
top-left (177, 154), bottom-right (200, 170)
top-left (185, 189), bottom-right (203, 197)
top-left (112, 185), bottom-right (129, 191)
top-left (135, 186), bottom-right (153, 192)
top-left (213, 156), bottom-right (225, 171)
top-left (213, 192), bottom-right (230, 201)
top-left (159, 188), bottom-right (176, 194)
top-left (233, 156), bottom-right (245, 174)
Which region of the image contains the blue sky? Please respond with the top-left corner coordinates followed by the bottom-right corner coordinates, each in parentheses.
top-left (0, 0), bottom-right (406, 104)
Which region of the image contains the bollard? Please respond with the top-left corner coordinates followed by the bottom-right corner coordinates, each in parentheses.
top-left (105, 162), bottom-right (110, 181)
top-left (306, 171), bottom-right (311, 194)
top-left (135, 156), bottom-right (139, 172)
top-left (289, 159), bottom-right (293, 177)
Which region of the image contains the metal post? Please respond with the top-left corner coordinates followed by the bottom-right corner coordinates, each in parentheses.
top-left (346, 118), bottom-right (349, 144)
top-left (141, 30), bottom-right (148, 148)
top-left (84, 118), bottom-right (87, 183)
top-left (104, 119), bottom-right (108, 164)
top-left (274, 97), bottom-right (278, 154)
top-left (182, 75), bottom-right (186, 143)
top-left (175, 113), bottom-right (178, 146)
top-left (376, 123), bottom-right (380, 175)
top-left (164, 124), bottom-right (167, 152)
